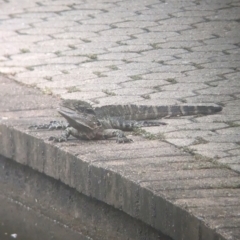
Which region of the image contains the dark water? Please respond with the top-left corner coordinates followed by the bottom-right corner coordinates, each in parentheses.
top-left (0, 194), bottom-right (91, 240)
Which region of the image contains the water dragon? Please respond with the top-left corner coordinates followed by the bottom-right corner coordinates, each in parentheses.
top-left (30, 100), bottom-right (222, 143)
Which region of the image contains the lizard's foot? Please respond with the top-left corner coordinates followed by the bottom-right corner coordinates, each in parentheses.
top-left (116, 130), bottom-right (133, 143)
top-left (139, 121), bottom-right (167, 127)
top-left (48, 127), bottom-right (72, 142)
top-left (48, 136), bottom-right (68, 142)
top-left (116, 136), bottom-right (133, 143)
top-left (29, 123), bottom-right (51, 130)
top-left (102, 129), bottom-right (133, 143)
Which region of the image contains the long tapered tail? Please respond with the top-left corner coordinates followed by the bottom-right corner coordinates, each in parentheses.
top-left (95, 104), bottom-right (223, 120)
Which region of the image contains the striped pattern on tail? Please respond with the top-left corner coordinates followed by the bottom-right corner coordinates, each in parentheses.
top-left (95, 104), bottom-right (222, 120)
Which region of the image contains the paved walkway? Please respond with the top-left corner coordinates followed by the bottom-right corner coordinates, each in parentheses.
top-left (0, 0), bottom-right (240, 239)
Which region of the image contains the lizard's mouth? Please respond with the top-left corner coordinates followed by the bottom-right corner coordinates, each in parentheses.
top-left (58, 107), bottom-right (101, 131)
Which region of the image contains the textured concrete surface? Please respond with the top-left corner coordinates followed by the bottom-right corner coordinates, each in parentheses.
top-left (0, 0), bottom-right (240, 239)
top-left (1, 76), bottom-right (240, 240)
top-left (0, 155), bottom-right (169, 240)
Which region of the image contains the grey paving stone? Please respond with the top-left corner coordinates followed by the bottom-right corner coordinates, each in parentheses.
top-left (167, 31), bottom-right (216, 42)
top-left (14, 12), bottom-right (60, 19)
top-left (148, 24), bottom-right (193, 32)
top-left (185, 68), bottom-right (235, 77)
top-left (198, 86), bottom-right (239, 94)
top-left (132, 31), bottom-right (180, 42)
top-left (94, 96), bottom-right (146, 105)
top-left (113, 88), bottom-right (153, 96)
top-left (59, 9), bottom-right (103, 17)
top-left (175, 75), bottom-right (221, 83)
top-left (1, 57), bottom-right (54, 68)
top-left (0, 67), bottom-right (26, 75)
top-left (62, 48), bottom-right (107, 56)
top-left (189, 142), bottom-right (238, 158)
top-left (98, 52), bottom-right (140, 61)
top-left (184, 94), bottom-right (234, 103)
top-left (202, 61), bottom-right (240, 69)
top-left (218, 156), bottom-right (240, 165)
top-left (191, 44), bottom-right (238, 52)
top-left (136, 99), bottom-right (183, 106)
top-left (156, 64), bottom-right (197, 73)
top-left (102, 27), bottom-right (147, 36)
top-left (158, 40), bottom-right (204, 49)
top-left (18, 27), bottom-right (66, 35)
top-left (0, 43), bottom-right (30, 55)
top-left (29, 64), bottom-right (78, 72)
top-left (69, 24), bottom-right (112, 33)
top-left (166, 138), bottom-right (200, 147)
top-left (178, 51), bottom-right (225, 61)
top-left (53, 31), bottom-right (99, 39)
top-left (1, 0), bottom-right (240, 239)
top-left (61, 91), bottom-right (106, 101)
top-left (183, 2), bottom-right (232, 10)
top-left (229, 164), bottom-right (240, 172)
top-left (132, 54), bottom-right (174, 63)
top-left (2, 35), bottom-right (51, 44)
top-left (161, 83), bottom-right (207, 91)
top-left (33, 20), bottom-right (80, 28)
top-left (113, 21), bottom-right (158, 29)
top-left (121, 79), bottom-right (167, 88)
top-left (45, 56), bottom-right (89, 64)
top-left (141, 72), bottom-right (182, 80)
top-left (227, 148), bottom-right (240, 156)
top-left (91, 35), bottom-right (132, 43)
top-left (38, 72), bottom-right (99, 85)
top-left (159, 16), bottom-right (205, 26)
top-left (217, 126), bottom-right (240, 135)
top-left (164, 129), bottom-right (219, 139)
top-left (204, 36), bottom-right (240, 45)
top-left (0, 31), bottom-right (17, 38)
top-left (206, 8), bottom-right (240, 21)
top-left (117, 62), bottom-right (160, 70)
top-left (109, 44), bottom-right (153, 53)
top-left (25, 5), bottom-right (72, 12)
top-left (196, 114), bottom-right (240, 123)
top-left (0, 22), bottom-right (34, 31)
top-left (172, 10), bottom-right (216, 17)
top-left (15, 70), bottom-right (62, 79)
top-left (141, 176), bottom-right (240, 192)
top-left (150, 90), bottom-right (197, 99)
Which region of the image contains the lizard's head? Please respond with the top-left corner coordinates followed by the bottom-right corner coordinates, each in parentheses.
top-left (58, 101), bottom-right (102, 131)
top-left (61, 99), bottom-right (96, 114)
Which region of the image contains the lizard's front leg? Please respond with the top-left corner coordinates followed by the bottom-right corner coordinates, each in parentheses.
top-left (102, 129), bottom-right (133, 143)
top-left (48, 127), bottom-right (96, 142)
top-left (29, 121), bottom-right (69, 130)
top-left (48, 127), bottom-right (74, 142)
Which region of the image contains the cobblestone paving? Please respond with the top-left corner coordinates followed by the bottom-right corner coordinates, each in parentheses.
top-left (1, 0), bottom-right (239, 173)
top-left (0, 0), bottom-right (240, 238)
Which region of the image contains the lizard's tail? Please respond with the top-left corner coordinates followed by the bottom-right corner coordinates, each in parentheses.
top-left (95, 104), bottom-right (223, 120)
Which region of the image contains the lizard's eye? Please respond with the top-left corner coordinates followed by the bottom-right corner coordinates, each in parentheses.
top-left (96, 121), bottom-right (101, 126)
top-left (85, 108), bottom-right (96, 115)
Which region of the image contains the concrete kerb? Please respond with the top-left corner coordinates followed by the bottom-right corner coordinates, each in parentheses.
top-left (1, 73), bottom-right (239, 240)
top-left (0, 113), bottom-right (229, 240)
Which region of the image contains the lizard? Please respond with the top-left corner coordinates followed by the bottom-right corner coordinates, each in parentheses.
top-left (29, 99), bottom-right (223, 143)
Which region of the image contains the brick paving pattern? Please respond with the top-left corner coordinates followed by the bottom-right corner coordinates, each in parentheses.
top-left (0, 0), bottom-right (240, 239)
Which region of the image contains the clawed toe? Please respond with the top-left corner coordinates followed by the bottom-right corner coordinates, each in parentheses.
top-left (48, 136), bottom-right (67, 142)
top-left (116, 138), bottom-right (133, 143)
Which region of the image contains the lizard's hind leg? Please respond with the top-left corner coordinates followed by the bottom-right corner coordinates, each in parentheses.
top-left (103, 129), bottom-right (133, 143)
top-left (135, 120), bottom-right (167, 128)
